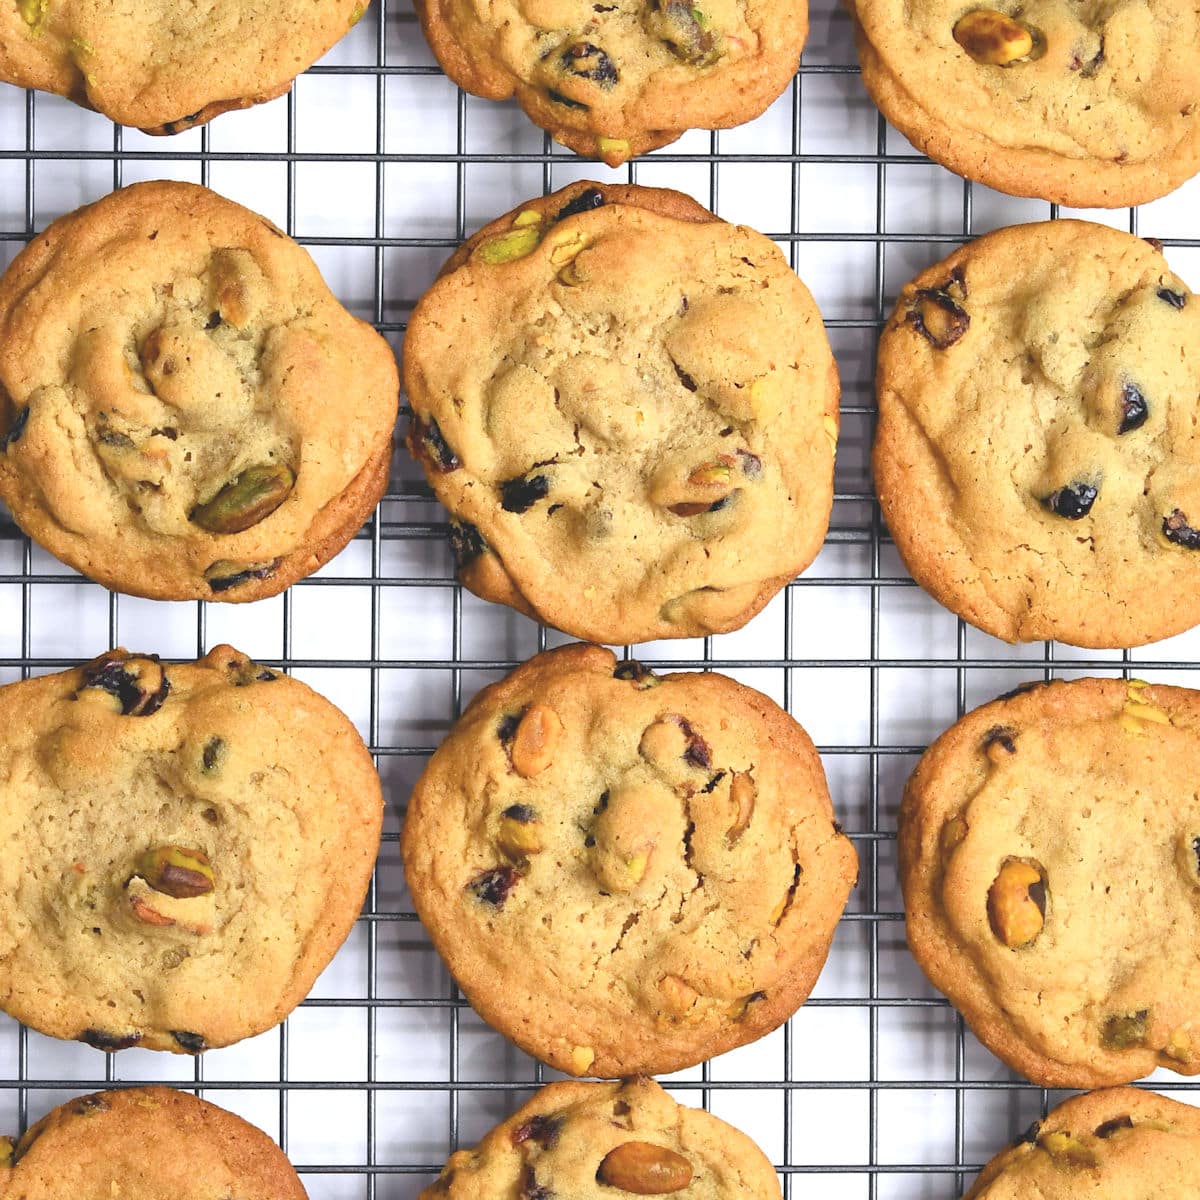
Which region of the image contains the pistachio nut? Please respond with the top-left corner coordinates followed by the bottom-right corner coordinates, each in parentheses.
top-left (191, 463), bottom-right (294, 534)
top-left (136, 845), bottom-right (215, 898)
top-left (478, 226), bottom-right (542, 265)
top-left (987, 859), bottom-right (1045, 947)
top-left (1038, 1130), bottom-right (1097, 1168)
top-left (510, 704), bottom-right (564, 778)
top-left (953, 9), bottom-right (1035, 65)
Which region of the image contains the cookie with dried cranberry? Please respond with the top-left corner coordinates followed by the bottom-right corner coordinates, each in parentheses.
top-left (1, 0), bottom-right (366, 135)
top-left (0, 1086), bottom-right (307, 1200)
top-left (901, 676), bottom-right (1200, 1088)
top-left (849, 0), bottom-right (1200, 206)
top-left (404, 182), bottom-right (838, 645)
top-left (875, 220), bottom-right (1200, 648)
top-left (416, 0), bottom-right (807, 165)
top-left (401, 642), bottom-right (857, 1078)
top-left (0, 645), bottom-right (382, 1053)
top-left (420, 1077), bottom-right (781, 1200)
top-left (964, 1087), bottom-right (1200, 1199)
top-left (0, 180), bottom-right (398, 602)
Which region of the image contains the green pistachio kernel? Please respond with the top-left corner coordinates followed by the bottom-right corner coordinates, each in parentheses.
top-left (477, 226), bottom-right (542, 265)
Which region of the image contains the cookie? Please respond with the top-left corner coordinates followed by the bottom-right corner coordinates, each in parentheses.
top-left (416, 0), bottom-right (806, 166)
top-left (0, 1086), bottom-right (307, 1199)
top-left (900, 676), bottom-right (1200, 1088)
top-left (964, 1087), bottom-right (1200, 1199)
top-left (848, 0), bottom-right (1200, 207)
top-left (1, 0), bottom-right (365, 135)
top-left (421, 1077), bottom-right (781, 1200)
top-left (0, 180), bottom-right (398, 603)
top-left (404, 182), bottom-right (838, 645)
top-left (874, 220), bottom-right (1200, 648)
top-left (401, 642), bottom-right (857, 1078)
top-left (0, 645), bottom-right (383, 1053)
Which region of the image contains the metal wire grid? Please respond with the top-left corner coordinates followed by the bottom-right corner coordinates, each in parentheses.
top-left (2, 2), bottom-right (1200, 1196)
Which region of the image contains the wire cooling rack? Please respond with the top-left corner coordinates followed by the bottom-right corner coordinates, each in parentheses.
top-left (3, 1), bottom-right (1200, 1196)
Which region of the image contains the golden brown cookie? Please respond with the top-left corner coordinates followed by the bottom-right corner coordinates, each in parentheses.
top-left (0, 1086), bottom-right (308, 1199)
top-left (401, 642), bottom-right (858, 1078)
top-left (0, 646), bottom-right (383, 1053)
top-left (849, 0), bottom-right (1200, 207)
top-left (901, 676), bottom-right (1200, 1088)
top-left (1, 0), bottom-right (366, 134)
top-left (421, 1077), bottom-right (781, 1200)
top-left (964, 1087), bottom-right (1200, 1199)
top-left (404, 182), bottom-right (838, 645)
top-left (874, 220), bottom-right (1200, 648)
top-left (416, 0), bottom-right (807, 165)
top-left (0, 180), bottom-right (398, 603)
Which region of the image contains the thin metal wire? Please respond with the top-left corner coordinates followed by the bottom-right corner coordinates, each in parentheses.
top-left (1, 7), bottom-right (1197, 1199)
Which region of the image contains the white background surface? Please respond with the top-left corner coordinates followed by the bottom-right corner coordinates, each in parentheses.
top-left (1, 0), bottom-right (1200, 1195)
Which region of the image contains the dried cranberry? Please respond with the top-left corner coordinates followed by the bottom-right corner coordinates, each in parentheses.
top-left (1118, 382), bottom-right (1148, 433)
top-left (502, 804), bottom-right (537, 823)
top-left (512, 1114), bottom-right (564, 1149)
top-left (80, 1029), bottom-right (142, 1052)
top-left (469, 866), bottom-right (522, 908)
top-left (737, 449), bottom-right (762, 477)
top-left (0, 405), bottom-right (29, 451)
top-left (448, 521), bottom-right (487, 568)
top-left (556, 188), bottom-right (605, 221)
top-left (1158, 287), bottom-right (1187, 310)
top-left (411, 415), bottom-right (460, 473)
top-left (1164, 509), bottom-right (1200, 548)
top-left (547, 89), bottom-right (589, 110)
top-left (908, 268), bottom-right (970, 349)
top-left (1044, 481), bottom-right (1098, 519)
top-left (501, 473), bottom-right (550, 513)
top-left (171, 1030), bottom-right (207, 1053)
top-left (1095, 1116), bottom-right (1134, 1138)
top-left (79, 653), bottom-right (170, 717)
top-left (982, 725), bottom-right (1017, 754)
top-left (665, 714), bottom-right (711, 769)
top-left (613, 659), bottom-right (657, 686)
top-left (560, 42), bottom-right (618, 88)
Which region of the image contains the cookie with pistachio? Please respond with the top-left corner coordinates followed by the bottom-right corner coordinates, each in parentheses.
top-left (0, 1086), bottom-right (307, 1200)
top-left (0, 646), bottom-right (382, 1053)
top-left (964, 1087), bottom-right (1200, 1198)
top-left (0, 180), bottom-right (398, 602)
top-left (416, 0), bottom-right (807, 165)
top-left (420, 1077), bottom-right (781, 1200)
top-left (875, 220), bottom-right (1200, 648)
top-left (901, 676), bottom-right (1200, 1088)
top-left (401, 642), bottom-right (857, 1078)
top-left (849, 0), bottom-right (1200, 206)
top-left (404, 182), bottom-right (838, 645)
top-left (1, 0), bottom-right (367, 135)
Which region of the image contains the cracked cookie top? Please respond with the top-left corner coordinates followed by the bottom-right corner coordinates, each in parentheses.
top-left (0, 646), bottom-right (383, 1053)
top-left (849, 0), bottom-right (1200, 206)
top-left (416, 0), bottom-right (806, 165)
top-left (1, 0), bottom-right (365, 133)
top-left (0, 180), bottom-right (398, 602)
top-left (401, 643), bottom-right (858, 1078)
top-left (874, 220), bottom-right (1200, 648)
top-left (420, 1077), bottom-right (781, 1200)
top-left (404, 182), bottom-right (838, 645)
top-left (901, 677), bottom-right (1200, 1088)
top-left (964, 1087), bottom-right (1200, 1198)
top-left (0, 1087), bottom-right (307, 1200)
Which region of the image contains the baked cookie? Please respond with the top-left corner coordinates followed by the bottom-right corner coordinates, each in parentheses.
top-left (404, 182), bottom-right (838, 645)
top-left (0, 1086), bottom-right (308, 1199)
top-left (0, 180), bottom-right (398, 603)
top-left (901, 676), bottom-right (1200, 1088)
top-left (848, 0), bottom-right (1200, 207)
top-left (964, 1087), bottom-right (1200, 1199)
top-left (402, 642), bottom-right (857, 1078)
top-left (0, 645), bottom-right (382, 1053)
top-left (421, 1077), bottom-right (781, 1200)
top-left (875, 220), bottom-right (1200, 648)
top-left (1, 0), bottom-right (366, 135)
top-left (417, 0), bottom-right (806, 165)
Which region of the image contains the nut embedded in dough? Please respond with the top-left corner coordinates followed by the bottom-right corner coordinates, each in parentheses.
top-left (951, 9), bottom-right (1034, 65)
top-left (597, 1142), bottom-right (694, 1193)
top-left (986, 859), bottom-right (1045, 947)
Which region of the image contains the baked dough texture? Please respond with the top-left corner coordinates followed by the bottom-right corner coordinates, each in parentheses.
top-left (0, 0), bottom-right (366, 134)
top-left (402, 642), bottom-right (858, 1078)
top-left (875, 219), bottom-right (1200, 648)
top-left (417, 0), bottom-right (807, 164)
top-left (964, 1087), bottom-right (1200, 1199)
top-left (849, 0), bottom-right (1200, 206)
top-left (421, 1077), bottom-right (781, 1200)
top-left (901, 676), bottom-right (1200, 1088)
top-left (0, 646), bottom-right (383, 1053)
top-left (404, 182), bottom-right (838, 645)
top-left (0, 180), bottom-right (398, 602)
top-left (0, 1086), bottom-right (308, 1200)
